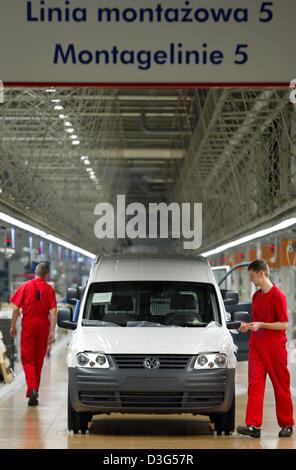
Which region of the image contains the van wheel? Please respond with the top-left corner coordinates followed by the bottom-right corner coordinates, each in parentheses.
top-left (68, 389), bottom-right (92, 434)
top-left (210, 391), bottom-right (235, 435)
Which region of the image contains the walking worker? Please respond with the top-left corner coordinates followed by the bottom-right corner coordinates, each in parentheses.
top-left (237, 259), bottom-right (294, 438)
top-left (9, 263), bottom-right (57, 406)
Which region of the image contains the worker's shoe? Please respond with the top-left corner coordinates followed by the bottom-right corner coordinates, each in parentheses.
top-left (28, 389), bottom-right (38, 406)
top-left (237, 425), bottom-right (261, 438)
top-left (279, 426), bottom-right (293, 438)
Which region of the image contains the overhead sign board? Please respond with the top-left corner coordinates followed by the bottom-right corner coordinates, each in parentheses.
top-left (0, 1), bottom-right (294, 84)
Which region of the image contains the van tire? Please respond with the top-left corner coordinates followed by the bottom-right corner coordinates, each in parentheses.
top-left (209, 391), bottom-right (235, 435)
top-left (68, 388), bottom-right (92, 434)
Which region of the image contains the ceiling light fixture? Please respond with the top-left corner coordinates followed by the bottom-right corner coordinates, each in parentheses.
top-left (201, 217), bottom-right (296, 257)
top-left (0, 211), bottom-right (95, 258)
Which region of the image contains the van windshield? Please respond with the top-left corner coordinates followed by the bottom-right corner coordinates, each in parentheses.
top-left (82, 281), bottom-right (220, 327)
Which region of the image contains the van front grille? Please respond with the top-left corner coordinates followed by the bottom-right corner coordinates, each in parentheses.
top-left (79, 391), bottom-right (224, 408)
top-left (112, 355), bottom-right (192, 369)
top-left (120, 392), bottom-right (183, 407)
top-left (79, 391), bottom-right (117, 407)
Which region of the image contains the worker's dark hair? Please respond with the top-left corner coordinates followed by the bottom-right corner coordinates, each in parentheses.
top-left (35, 262), bottom-right (50, 278)
top-left (248, 259), bottom-right (269, 276)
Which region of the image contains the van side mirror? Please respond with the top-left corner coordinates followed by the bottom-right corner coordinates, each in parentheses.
top-left (57, 307), bottom-right (77, 330)
top-left (67, 286), bottom-right (85, 305)
top-left (226, 311), bottom-right (250, 330)
top-left (233, 311), bottom-right (250, 323)
top-left (67, 287), bottom-right (79, 305)
top-left (78, 286), bottom-right (85, 300)
top-left (220, 289), bottom-right (239, 305)
top-left (226, 321), bottom-right (241, 330)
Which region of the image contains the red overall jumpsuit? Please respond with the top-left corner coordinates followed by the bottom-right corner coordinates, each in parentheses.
top-left (246, 284), bottom-right (294, 428)
top-left (10, 277), bottom-right (57, 397)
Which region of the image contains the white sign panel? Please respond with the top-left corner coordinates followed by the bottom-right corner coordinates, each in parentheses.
top-left (92, 292), bottom-right (112, 304)
top-left (0, 0), bottom-right (294, 83)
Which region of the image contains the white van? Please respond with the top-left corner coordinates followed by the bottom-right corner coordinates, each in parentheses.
top-left (58, 254), bottom-right (247, 435)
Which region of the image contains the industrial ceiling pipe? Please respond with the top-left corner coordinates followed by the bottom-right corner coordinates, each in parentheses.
top-left (140, 112), bottom-right (191, 135)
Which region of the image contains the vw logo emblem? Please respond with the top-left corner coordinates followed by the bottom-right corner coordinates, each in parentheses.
top-left (144, 357), bottom-right (160, 370)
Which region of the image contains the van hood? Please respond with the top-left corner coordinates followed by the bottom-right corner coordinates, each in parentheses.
top-left (67, 323), bottom-right (237, 368)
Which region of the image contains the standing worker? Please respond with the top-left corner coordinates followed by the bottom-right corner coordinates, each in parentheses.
top-left (237, 259), bottom-right (294, 438)
top-left (9, 263), bottom-right (57, 406)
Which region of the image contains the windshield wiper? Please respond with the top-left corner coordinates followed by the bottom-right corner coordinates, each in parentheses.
top-left (81, 320), bottom-right (119, 327)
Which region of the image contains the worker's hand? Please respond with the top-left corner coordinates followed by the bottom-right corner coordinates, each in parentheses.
top-left (248, 322), bottom-right (262, 332)
top-left (10, 326), bottom-right (17, 337)
top-left (239, 322), bottom-right (249, 333)
top-left (10, 325), bottom-right (17, 337)
top-left (238, 321), bottom-right (249, 333)
top-left (48, 331), bottom-right (55, 345)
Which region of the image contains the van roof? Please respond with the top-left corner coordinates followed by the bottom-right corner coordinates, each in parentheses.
top-left (89, 253), bottom-right (214, 284)
top-left (94, 253), bottom-right (207, 264)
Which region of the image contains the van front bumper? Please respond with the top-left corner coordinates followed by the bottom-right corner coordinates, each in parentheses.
top-left (69, 366), bottom-right (235, 415)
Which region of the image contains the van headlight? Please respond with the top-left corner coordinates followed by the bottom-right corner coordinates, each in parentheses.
top-left (194, 353), bottom-right (228, 369)
top-left (77, 353), bottom-right (89, 367)
top-left (76, 352), bottom-right (109, 369)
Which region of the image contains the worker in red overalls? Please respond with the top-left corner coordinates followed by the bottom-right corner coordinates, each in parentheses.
top-left (237, 259), bottom-right (294, 438)
top-left (9, 263), bottom-right (57, 406)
